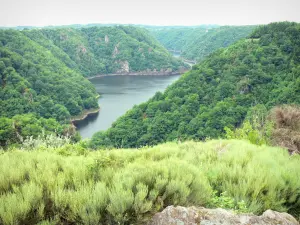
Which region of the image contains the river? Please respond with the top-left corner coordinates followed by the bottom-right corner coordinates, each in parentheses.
top-left (75, 75), bottom-right (181, 138)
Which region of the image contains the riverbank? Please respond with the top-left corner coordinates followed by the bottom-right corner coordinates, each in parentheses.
top-left (87, 70), bottom-right (187, 80)
top-left (71, 108), bottom-right (100, 124)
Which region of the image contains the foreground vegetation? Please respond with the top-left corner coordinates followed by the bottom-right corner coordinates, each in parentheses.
top-left (91, 22), bottom-right (300, 148)
top-left (0, 139), bottom-right (299, 224)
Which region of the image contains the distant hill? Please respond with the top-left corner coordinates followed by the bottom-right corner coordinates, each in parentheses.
top-left (150, 25), bottom-right (256, 61)
top-left (0, 23), bottom-right (219, 30)
top-left (23, 26), bottom-right (186, 77)
top-left (90, 22), bottom-right (300, 148)
top-left (149, 27), bottom-right (206, 53)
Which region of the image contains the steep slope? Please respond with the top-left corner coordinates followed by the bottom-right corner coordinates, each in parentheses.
top-left (150, 27), bottom-right (207, 52)
top-left (151, 26), bottom-right (255, 61)
top-left (24, 26), bottom-right (187, 77)
top-left (0, 29), bottom-right (99, 145)
top-left (181, 26), bottom-right (256, 61)
top-left (91, 22), bottom-right (300, 148)
top-left (0, 29), bottom-right (99, 120)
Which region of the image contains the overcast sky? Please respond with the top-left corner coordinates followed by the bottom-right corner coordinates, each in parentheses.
top-left (1, 0), bottom-right (300, 27)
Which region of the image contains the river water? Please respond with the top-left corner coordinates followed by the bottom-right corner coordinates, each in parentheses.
top-left (76, 75), bottom-right (181, 138)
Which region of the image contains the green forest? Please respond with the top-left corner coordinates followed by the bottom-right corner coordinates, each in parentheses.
top-left (151, 25), bottom-right (256, 61)
top-left (91, 22), bottom-right (300, 148)
top-left (1, 21), bottom-right (300, 224)
top-left (0, 26), bottom-right (185, 146)
top-left (24, 26), bottom-right (186, 77)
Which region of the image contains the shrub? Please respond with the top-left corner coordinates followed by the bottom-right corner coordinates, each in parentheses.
top-left (270, 105), bottom-right (300, 154)
top-left (224, 105), bottom-right (273, 145)
top-left (20, 133), bottom-right (71, 150)
top-left (209, 191), bottom-right (248, 213)
top-left (224, 120), bottom-right (270, 145)
top-left (0, 140), bottom-right (299, 224)
top-left (203, 140), bottom-right (300, 214)
top-left (225, 105), bottom-right (300, 155)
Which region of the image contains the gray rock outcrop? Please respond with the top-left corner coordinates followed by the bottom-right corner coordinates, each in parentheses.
top-left (148, 206), bottom-right (299, 225)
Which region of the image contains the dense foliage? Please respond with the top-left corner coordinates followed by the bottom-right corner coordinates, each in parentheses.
top-left (0, 29), bottom-right (99, 119)
top-left (0, 114), bottom-right (73, 147)
top-left (181, 26), bottom-right (256, 61)
top-left (24, 26), bottom-right (186, 77)
top-left (151, 26), bottom-right (255, 61)
top-left (150, 27), bottom-right (207, 52)
top-left (225, 105), bottom-right (300, 154)
top-left (0, 26), bottom-right (185, 146)
top-left (0, 29), bottom-right (99, 145)
top-left (91, 22), bottom-right (300, 148)
top-left (0, 140), bottom-right (299, 224)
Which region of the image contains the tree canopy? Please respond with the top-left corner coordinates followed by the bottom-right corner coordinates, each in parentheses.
top-left (90, 22), bottom-right (300, 148)
top-left (24, 26), bottom-right (186, 76)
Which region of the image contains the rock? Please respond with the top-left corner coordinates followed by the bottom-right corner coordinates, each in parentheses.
top-left (147, 206), bottom-right (299, 225)
top-left (165, 68), bottom-right (172, 73)
top-left (105, 35), bottom-right (109, 43)
top-left (112, 43), bottom-right (120, 58)
top-left (116, 60), bottom-right (130, 73)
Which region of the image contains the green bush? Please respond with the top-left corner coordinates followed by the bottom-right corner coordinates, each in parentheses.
top-left (0, 140), bottom-right (299, 224)
top-left (209, 191), bottom-right (248, 213)
top-left (224, 120), bottom-right (272, 145)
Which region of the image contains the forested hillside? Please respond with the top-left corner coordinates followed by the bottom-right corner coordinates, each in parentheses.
top-left (151, 26), bottom-right (255, 61)
top-left (0, 29), bottom-right (99, 145)
top-left (150, 27), bottom-right (207, 52)
top-left (24, 26), bottom-right (186, 76)
top-left (91, 22), bottom-right (300, 148)
top-left (0, 26), bottom-right (184, 146)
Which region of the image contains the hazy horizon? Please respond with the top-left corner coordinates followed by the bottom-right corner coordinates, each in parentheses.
top-left (0, 22), bottom-right (245, 28)
top-left (1, 0), bottom-right (300, 27)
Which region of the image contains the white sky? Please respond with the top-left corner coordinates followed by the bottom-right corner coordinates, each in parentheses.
top-left (0, 0), bottom-right (300, 27)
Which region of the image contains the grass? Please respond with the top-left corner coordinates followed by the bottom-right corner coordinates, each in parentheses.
top-left (0, 139), bottom-right (299, 224)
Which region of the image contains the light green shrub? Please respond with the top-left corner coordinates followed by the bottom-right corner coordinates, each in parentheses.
top-left (0, 182), bottom-right (43, 225)
top-left (201, 140), bottom-right (300, 214)
top-left (52, 182), bottom-right (108, 224)
top-left (133, 183), bottom-right (153, 217)
top-left (21, 133), bottom-right (71, 150)
top-left (106, 158), bottom-right (212, 223)
top-left (0, 139), bottom-right (299, 224)
top-left (224, 120), bottom-right (272, 145)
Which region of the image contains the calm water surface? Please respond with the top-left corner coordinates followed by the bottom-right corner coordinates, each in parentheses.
top-left (76, 75), bottom-right (181, 138)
